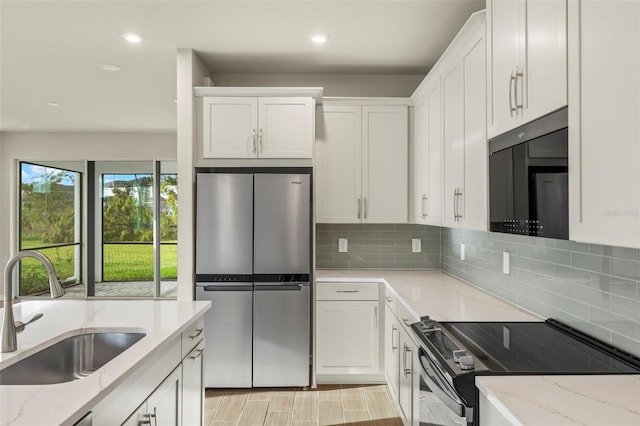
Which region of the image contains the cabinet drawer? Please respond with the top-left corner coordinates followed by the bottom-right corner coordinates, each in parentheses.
top-left (397, 300), bottom-right (419, 331)
top-left (182, 317), bottom-right (205, 358)
top-left (316, 282), bottom-right (379, 301)
top-left (383, 285), bottom-right (398, 314)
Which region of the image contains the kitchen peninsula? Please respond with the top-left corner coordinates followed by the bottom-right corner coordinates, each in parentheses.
top-left (0, 299), bottom-right (210, 426)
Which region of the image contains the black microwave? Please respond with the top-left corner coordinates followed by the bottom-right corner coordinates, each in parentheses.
top-left (489, 108), bottom-right (568, 239)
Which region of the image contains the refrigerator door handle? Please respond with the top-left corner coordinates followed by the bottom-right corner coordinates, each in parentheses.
top-left (202, 285), bottom-right (253, 291)
top-left (254, 284), bottom-right (306, 291)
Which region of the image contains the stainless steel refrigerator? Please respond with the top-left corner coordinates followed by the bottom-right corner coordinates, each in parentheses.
top-left (195, 169), bottom-right (311, 388)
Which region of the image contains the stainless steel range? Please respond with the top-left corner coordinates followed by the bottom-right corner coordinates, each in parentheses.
top-left (411, 316), bottom-right (640, 425)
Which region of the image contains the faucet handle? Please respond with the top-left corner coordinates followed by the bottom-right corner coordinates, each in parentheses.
top-left (15, 312), bottom-right (43, 334)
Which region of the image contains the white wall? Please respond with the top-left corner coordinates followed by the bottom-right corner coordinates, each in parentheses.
top-left (211, 73), bottom-right (424, 97)
top-left (0, 131), bottom-right (176, 298)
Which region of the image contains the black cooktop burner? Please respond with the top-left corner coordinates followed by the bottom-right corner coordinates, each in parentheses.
top-left (441, 319), bottom-right (640, 374)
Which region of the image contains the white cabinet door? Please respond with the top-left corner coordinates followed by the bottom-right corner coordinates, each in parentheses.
top-left (202, 97), bottom-right (258, 158)
top-left (442, 61), bottom-right (465, 228)
top-left (568, 0), bottom-right (640, 249)
top-left (384, 305), bottom-right (400, 400)
top-left (462, 35), bottom-right (488, 232)
top-left (363, 105), bottom-right (408, 223)
top-left (487, 0), bottom-right (523, 138)
top-left (398, 327), bottom-right (418, 425)
top-left (148, 365), bottom-right (182, 426)
top-left (488, 0), bottom-right (567, 138)
top-left (524, 0), bottom-right (567, 124)
top-left (316, 300), bottom-right (380, 374)
top-left (315, 105), bottom-right (362, 223)
top-left (426, 79), bottom-right (443, 226)
top-left (182, 341), bottom-right (204, 426)
top-left (413, 97), bottom-right (429, 224)
top-left (258, 97), bottom-right (314, 158)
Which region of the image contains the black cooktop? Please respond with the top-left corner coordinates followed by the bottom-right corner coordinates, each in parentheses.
top-left (441, 319), bottom-right (640, 374)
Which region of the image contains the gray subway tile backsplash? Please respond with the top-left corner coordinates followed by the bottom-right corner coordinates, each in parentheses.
top-left (315, 223), bottom-right (640, 357)
top-left (315, 223), bottom-right (441, 270)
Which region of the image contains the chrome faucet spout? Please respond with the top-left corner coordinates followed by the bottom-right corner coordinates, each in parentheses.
top-left (1, 250), bottom-right (65, 352)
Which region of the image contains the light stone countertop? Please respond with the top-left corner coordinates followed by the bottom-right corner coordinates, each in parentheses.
top-left (0, 299), bottom-right (211, 426)
top-left (315, 269), bottom-right (541, 321)
top-left (476, 375), bottom-right (640, 426)
top-left (316, 270), bottom-right (640, 425)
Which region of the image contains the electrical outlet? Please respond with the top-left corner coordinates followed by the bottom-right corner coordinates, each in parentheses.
top-left (460, 243), bottom-right (466, 261)
top-left (411, 238), bottom-right (422, 253)
top-left (338, 238), bottom-right (348, 253)
top-left (503, 251), bottom-right (511, 275)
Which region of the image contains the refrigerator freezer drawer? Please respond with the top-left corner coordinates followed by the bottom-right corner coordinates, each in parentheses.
top-left (196, 285), bottom-right (253, 388)
top-left (253, 283), bottom-right (310, 387)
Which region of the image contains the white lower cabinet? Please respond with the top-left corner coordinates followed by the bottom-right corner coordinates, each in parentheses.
top-left (92, 320), bottom-right (205, 426)
top-left (398, 327), bottom-right (419, 425)
top-left (384, 291), bottom-right (419, 425)
top-left (384, 304), bottom-right (400, 400)
top-left (123, 364), bottom-right (182, 426)
top-left (315, 282), bottom-right (383, 381)
top-left (182, 341), bottom-right (205, 426)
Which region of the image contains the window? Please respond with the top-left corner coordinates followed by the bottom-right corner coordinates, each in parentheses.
top-left (19, 162), bottom-right (82, 296)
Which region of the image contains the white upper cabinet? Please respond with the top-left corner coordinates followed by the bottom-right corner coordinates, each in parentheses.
top-left (316, 101), bottom-right (408, 224)
top-left (568, 0), bottom-right (640, 249)
top-left (413, 77), bottom-right (443, 226)
top-left (315, 105), bottom-right (363, 223)
top-left (202, 96), bottom-right (314, 159)
top-left (202, 97), bottom-right (258, 158)
top-left (487, 0), bottom-right (567, 139)
top-left (362, 106), bottom-right (408, 223)
top-left (441, 16), bottom-right (487, 231)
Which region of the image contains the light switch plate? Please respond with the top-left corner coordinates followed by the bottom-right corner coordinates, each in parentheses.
top-left (338, 238), bottom-right (348, 253)
top-left (503, 251), bottom-right (511, 275)
top-left (411, 238), bottom-right (422, 253)
top-left (460, 243), bottom-right (466, 261)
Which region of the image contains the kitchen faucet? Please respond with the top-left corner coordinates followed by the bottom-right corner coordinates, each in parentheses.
top-left (1, 250), bottom-right (65, 353)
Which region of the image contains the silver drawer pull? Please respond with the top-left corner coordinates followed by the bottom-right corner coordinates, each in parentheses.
top-left (385, 296), bottom-right (393, 302)
top-left (189, 348), bottom-right (204, 360)
top-left (189, 328), bottom-right (204, 340)
top-left (336, 290), bottom-right (360, 293)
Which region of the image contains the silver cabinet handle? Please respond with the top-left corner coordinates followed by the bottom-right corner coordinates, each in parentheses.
top-left (364, 197), bottom-right (368, 220)
top-left (189, 328), bottom-right (204, 340)
top-left (421, 194), bottom-right (428, 218)
top-left (374, 306), bottom-right (378, 330)
top-left (385, 296), bottom-right (393, 303)
top-left (252, 129), bottom-right (257, 153)
top-left (404, 345), bottom-right (412, 378)
top-left (458, 189), bottom-right (463, 221)
top-left (514, 66), bottom-right (524, 114)
top-left (391, 324), bottom-right (398, 352)
top-left (336, 290), bottom-right (360, 293)
top-left (259, 128), bottom-right (263, 152)
top-left (357, 198), bottom-right (361, 219)
top-left (139, 410), bottom-right (156, 426)
top-left (509, 68), bottom-right (516, 117)
top-left (453, 189), bottom-right (458, 221)
top-left (189, 348), bottom-right (204, 360)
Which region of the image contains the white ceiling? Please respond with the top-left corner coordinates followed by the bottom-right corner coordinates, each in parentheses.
top-left (0, 0), bottom-right (484, 132)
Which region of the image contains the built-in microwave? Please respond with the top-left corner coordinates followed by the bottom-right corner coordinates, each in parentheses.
top-left (488, 108), bottom-right (568, 239)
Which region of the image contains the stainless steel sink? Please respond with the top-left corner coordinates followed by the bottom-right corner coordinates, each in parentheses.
top-left (0, 332), bottom-right (146, 385)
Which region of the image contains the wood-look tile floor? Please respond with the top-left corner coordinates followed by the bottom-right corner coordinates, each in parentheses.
top-left (205, 384), bottom-right (403, 426)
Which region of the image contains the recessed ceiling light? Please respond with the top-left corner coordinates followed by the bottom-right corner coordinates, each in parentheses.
top-left (122, 32), bottom-right (144, 44)
top-left (102, 64), bottom-right (121, 72)
top-left (173, 99), bottom-right (178, 103)
top-left (47, 102), bottom-right (60, 107)
top-left (311, 34), bottom-right (328, 44)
